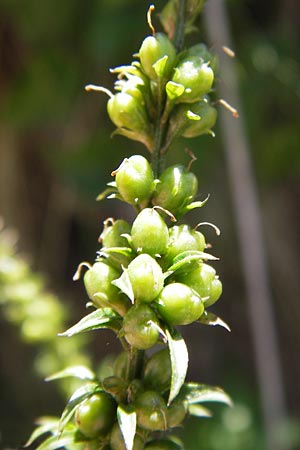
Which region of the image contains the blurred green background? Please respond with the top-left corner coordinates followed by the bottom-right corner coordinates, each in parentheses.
top-left (0, 0), bottom-right (299, 449)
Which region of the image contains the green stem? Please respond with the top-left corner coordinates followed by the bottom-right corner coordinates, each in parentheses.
top-left (173, 0), bottom-right (187, 52)
top-left (128, 348), bottom-right (144, 382)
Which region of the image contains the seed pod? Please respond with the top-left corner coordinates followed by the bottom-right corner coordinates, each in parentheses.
top-left (107, 92), bottom-right (149, 132)
top-left (75, 392), bottom-right (117, 438)
top-left (127, 254), bottom-right (164, 303)
top-left (164, 224), bottom-right (206, 265)
top-left (139, 33), bottom-right (177, 80)
top-left (114, 155), bottom-right (155, 207)
top-left (156, 282), bottom-right (204, 325)
top-left (180, 43), bottom-right (218, 73)
top-left (167, 99), bottom-right (217, 142)
top-left (135, 390), bottom-right (168, 431)
top-left (143, 348), bottom-right (171, 393)
top-left (171, 56), bottom-right (214, 103)
top-left (84, 261), bottom-right (130, 316)
top-left (100, 219), bottom-right (131, 248)
top-left (145, 440), bottom-right (183, 450)
top-left (167, 398), bottom-right (188, 428)
top-left (131, 208), bottom-right (169, 256)
top-left (177, 262), bottom-right (222, 307)
top-left (152, 165), bottom-right (198, 215)
top-left (123, 304), bottom-right (160, 350)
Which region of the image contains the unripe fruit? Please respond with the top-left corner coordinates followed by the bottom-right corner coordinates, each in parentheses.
top-left (113, 351), bottom-right (129, 380)
top-left (84, 261), bottom-right (130, 315)
top-left (135, 391), bottom-right (167, 431)
top-left (152, 165), bottom-right (198, 215)
top-left (156, 283), bottom-right (204, 325)
top-left (164, 224), bottom-right (206, 265)
top-left (115, 155), bottom-right (155, 207)
top-left (171, 57), bottom-right (214, 103)
top-left (101, 219), bottom-right (131, 248)
top-left (131, 208), bottom-right (169, 256)
top-left (123, 304), bottom-right (160, 350)
top-left (177, 263), bottom-right (221, 306)
top-left (143, 348), bottom-right (171, 393)
top-left (206, 277), bottom-right (222, 307)
top-left (75, 392), bottom-right (116, 438)
top-left (167, 399), bottom-right (188, 428)
top-left (139, 33), bottom-right (177, 80)
top-left (107, 92), bottom-right (148, 132)
top-left (181, 43), bottom-right (218, 73)
top-left (110, 423), bottom-right (144, 450)
top-left (127, 254), bottom-right (164, 303)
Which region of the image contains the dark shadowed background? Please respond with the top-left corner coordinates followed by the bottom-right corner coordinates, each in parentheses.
top-left (0, 0), bottom-right (299, 449)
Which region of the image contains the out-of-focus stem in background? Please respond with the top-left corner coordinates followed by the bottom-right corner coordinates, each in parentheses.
top-left (204, 1), bottom-right (289, 450)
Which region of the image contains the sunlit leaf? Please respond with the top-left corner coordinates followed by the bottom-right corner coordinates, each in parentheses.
top-left (46, 365), bottom-right (96, 382)
top-left (166, 326), bottom-right (189, 405)
top-left (117, 405), bottom-right (137, 450)
top-left (164, 250), bottom-right (218, 279)
top-left (180, 383), bottom-right (232, 406)
top-left (188, 404), bottom-right (213, 418)
top-left (24, 417), bottom-right (60, 447)
top-left (153, 55), bottom-right (168, 78)
top-left (198, 311), bottom-right (231, 332)
top-left (112, 269), bottom-right (134, 303)
top-left (58, 308), bottom-right (119, 337)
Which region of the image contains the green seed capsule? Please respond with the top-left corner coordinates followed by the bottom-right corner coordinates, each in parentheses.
top-left (127, 254), bottom-right (164, 303)
top-left (152, 164), bottom-right (198, 215)
top-left (84, 261), bottom-right (130, 316)
top-left (75, 392), bottom-right (116, 438)
top-left (123, 304), bottom-right (160, 350)
top-left (107, 92), bottom-right (148, 132)
top-left (115, 155), bottom-right (155, 207)
top-left (164, 224), bottom-right (206, 265)
top-left (171, 56), bottom-right (214, 103)
top-left (139, 33), bottom-right (177, 80)
top-left (143, 348), bottom-right (171, 393)
top-left (100, 219), bottom-right (131, 248)
top-left (180, 43), bottom-right (218, 73)
top-left (131, 208), bottom-right (169, 256)
top-left (156, 282), bottom-right (204, 325)
top-left (135, 390), bottom-right (167, 431)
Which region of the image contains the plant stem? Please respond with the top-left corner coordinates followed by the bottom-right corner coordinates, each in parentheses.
top-left (173, 0), bottom-right (187, 52)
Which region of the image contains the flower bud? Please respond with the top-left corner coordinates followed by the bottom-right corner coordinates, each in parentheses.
top-left (139, 32), bottom-right (177, 80)
top-left (114, 155), bottom-right (155, 207)
top-left (152, 165), bottom-right (198, 215)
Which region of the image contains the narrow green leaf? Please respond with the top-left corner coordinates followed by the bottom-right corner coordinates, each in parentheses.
top-left (46, 365), bottom-right (96, 382)
top-left (36, 431), bottom-right (82, 450)
top-left (58, 308), bottom-right (119, 337)
top-left (153, 55), bottom-right (168, 78)
top-left (181, 383), bottom-right (232, 406)
top-left (166, 327), bottom-right (189, 405)
top-left (99, 247), bottom-right (133, 258)
top-left (112, 269), bottom-right (134, 303)
top-left (198, 311), bottom-right (231, 332)
top-left (164, 250), bottom-right (218, 279)
top-left (24, 417), bottom-right (60, 447)
top-left (166, 81), bottom-right (185, 100)
top-left (188, 404), bottom-right (213, 418)
top-left (117, 405), bottom-right (137, 450)
top-left (59, 382), bottom-right (100, 432)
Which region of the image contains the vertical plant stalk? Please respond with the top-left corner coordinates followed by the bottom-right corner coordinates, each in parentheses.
top-left (204, 2), bottom-right (289, 450)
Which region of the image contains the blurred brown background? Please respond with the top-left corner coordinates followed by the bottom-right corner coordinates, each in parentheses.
top-left (0, 0), bottom-right (299, 448)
